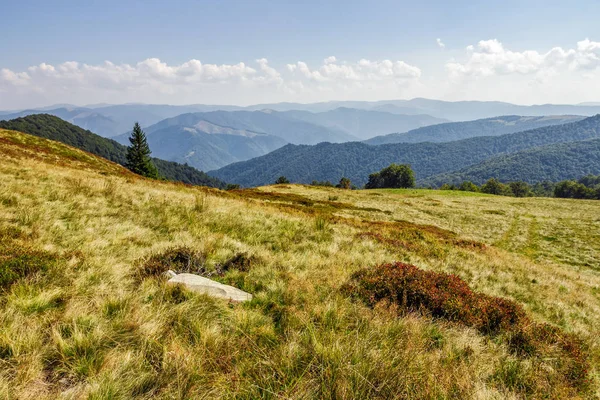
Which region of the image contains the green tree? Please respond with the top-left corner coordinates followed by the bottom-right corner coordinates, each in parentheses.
top-left (275, 176), bottom-right (290, 184)
top-left (337, 177), bottom-right (351, 189)
top-left (126, 122), bottom-right (159, 179)
top-left (459, 181), bottom-right (479, 192)
top-left (481, 178), bottom-right (507, 195)
top-left (554, 180), bottom-right (593, 199)
top-left (509, 181), bottom-right (531, 197)
top-left (366, 164), bottom-right (415, 189)
top-left (365, 172), bottom-right (384, 189)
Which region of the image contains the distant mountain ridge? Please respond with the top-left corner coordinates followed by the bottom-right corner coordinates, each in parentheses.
top-left (5, 98), bottom-right (600, 139)
top-left (112, 110), bottom-right (362, 171)
top-left (210, 115), bottom-right (600, 187)
top-left (365, 115), bottom-right (585, 145)
top-left (422, 139), bottom-right (600, 186)
top-left (277, 107), bottom-right (448, 140)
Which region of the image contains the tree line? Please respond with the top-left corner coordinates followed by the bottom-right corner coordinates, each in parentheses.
top-left (437, 176), bottom-right (600, 199)
top-left (274, 163), bottom-right (600, 201)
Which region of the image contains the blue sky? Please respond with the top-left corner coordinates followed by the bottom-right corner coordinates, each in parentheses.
top-left (2, 0), bottom-right (600, 108)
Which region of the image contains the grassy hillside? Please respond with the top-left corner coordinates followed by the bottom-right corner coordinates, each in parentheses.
top-left (0, 129), bottom-right (599, 398)
top-left (365, 115), bottom-right (584, 145)
top-left (0, 114), bottom-right (227, 189)
top-left (210, 115), bottom-right (600, 187)
top-left (423, 139), bottom-right (600, 186)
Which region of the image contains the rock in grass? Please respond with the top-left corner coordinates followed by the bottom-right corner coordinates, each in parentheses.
top-left (167, 273), bottom-right (252, 302)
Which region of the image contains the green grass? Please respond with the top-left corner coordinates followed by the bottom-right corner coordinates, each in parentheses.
top-left (0, 129), bottom-right (599, 398)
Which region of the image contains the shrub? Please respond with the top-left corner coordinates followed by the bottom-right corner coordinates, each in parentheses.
top-left (134, 248), bottom-right (259, 282)
top-left (342, 262), bottom-right (590, 391)
top-left (342, 262), bottom-right (527, 334)
top-left (336, 177), bottom-right (351, 189)
top-left (275, 176), bottom-right (290, 184)
top-left (134, 246), bottom-right (206, 281)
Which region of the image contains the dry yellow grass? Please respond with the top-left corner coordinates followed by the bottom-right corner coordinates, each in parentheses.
top-left (0, 129), bottom-right (599, 399)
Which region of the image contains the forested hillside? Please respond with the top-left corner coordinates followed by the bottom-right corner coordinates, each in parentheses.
top-left (422, 139), bottom-right (600, 186)
top-left (211, 115), bottom-right (600, 187)
top-left (366, 115), bottom-right (584, 145)
top-left (0, 114), bottom-right (226, 188)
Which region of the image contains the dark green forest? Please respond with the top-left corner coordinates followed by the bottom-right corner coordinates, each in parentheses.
top-left (0, 114), bottom-right (226, 189)
top-left (422, 139), bottom-right (600, 187)
top-left (211, 115), bottom-right (600, 187)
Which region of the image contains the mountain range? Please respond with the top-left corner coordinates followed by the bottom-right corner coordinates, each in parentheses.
top-left (5, 98), bottom-right (600, 139)
top-left (365, 115), bottom-right (585, 145)
top-left (210, 115), bottom-right (600, 187)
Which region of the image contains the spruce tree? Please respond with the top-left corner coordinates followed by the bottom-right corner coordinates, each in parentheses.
top-left (126, 122), bottom-right (159, 179)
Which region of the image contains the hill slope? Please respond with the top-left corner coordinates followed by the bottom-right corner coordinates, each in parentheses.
top-left (366, 115), bottom-right (584, 145)
top-left (0, 114), bottom-right (226, 188)
top-left (0, 137), bottom-right (598, 398)
top-left (210, 115), bottom-right (600, 187)
top-left (422, 138), bottom-right (600, 186)
top-left (278, 107), bottom-right (448, 140)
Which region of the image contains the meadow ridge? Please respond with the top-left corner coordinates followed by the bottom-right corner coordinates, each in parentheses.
top-left (1, 128), bottom-right (599, 398)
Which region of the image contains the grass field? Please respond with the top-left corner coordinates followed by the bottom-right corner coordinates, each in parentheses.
top-left (1, 128), bottom-right (599, 399)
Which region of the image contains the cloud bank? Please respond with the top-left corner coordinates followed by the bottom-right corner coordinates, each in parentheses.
top-left (2, 39), bottom-right (600, 108)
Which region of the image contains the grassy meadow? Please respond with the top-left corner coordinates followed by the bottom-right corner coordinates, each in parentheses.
top-left (0, 128), bottom-right (599, 399)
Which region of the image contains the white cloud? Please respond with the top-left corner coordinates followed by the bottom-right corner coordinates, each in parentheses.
top-left (446, 38), bottom-right (600, 78)
top-left (3, 40), bottom-right (600, 108)
top-left (0, 56), bottom-right (423, 107)
top-left (436, 38), bottom-right (445, 48)
top-left (288, 58), bottom-right (421, 82)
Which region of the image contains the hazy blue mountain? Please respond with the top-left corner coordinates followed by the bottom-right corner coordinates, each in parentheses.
top-left (247, 98), bottom-right (600, 120)
top-left (209, 115), bottom-right (600, 187)
top-left (112, 110), bottom-right (359, 170)
top-left (422, 139), bottom-right (600, 186)
top-left (6, 99), bottom-right (600, 138)
top-left (278, 108), bottom-right (447, 140)
top-left (91, 104), bottom-right (246, 133)
top-left (150, 110), bottom-right (357, 144)
top-left (1, 107), bottom-right (119, 137)
top-left (365, 115), bottom-right (585, 145)
top-left (117, 120), bottom-right (287, 171)
top-left (0, 104), bottom-right (247, 137)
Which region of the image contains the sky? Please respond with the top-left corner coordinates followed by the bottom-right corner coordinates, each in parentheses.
top-left (1, 0), bottom-right (600, 109)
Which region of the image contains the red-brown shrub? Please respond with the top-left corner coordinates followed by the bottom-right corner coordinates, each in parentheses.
top-left (342, 262), bottom-right (590, 391)
top-left (342, 262), bottom-right (527, 335)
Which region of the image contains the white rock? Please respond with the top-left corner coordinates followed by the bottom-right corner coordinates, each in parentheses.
top-left (167, 273), bottom-right (252, 302)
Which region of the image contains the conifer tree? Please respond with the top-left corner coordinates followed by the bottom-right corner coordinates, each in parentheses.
top-left (126, 122), bottom-right (159, 179)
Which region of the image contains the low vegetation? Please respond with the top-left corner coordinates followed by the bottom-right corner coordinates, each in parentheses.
top-left (343, 262), bottom-right (589, 392)
top-left (1, 129), bottom-right (599, 398)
